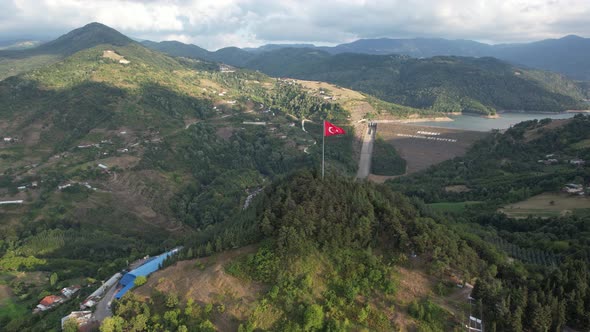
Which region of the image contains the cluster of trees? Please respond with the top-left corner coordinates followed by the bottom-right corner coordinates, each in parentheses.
top-left (101, 292), bottom-right (220, 332)
top-left (268, 81), bottom-right (348, 121)
top-left (167, 171), bottom-right (489, 330)
top-left (371, 137), bottom-right (407, 176)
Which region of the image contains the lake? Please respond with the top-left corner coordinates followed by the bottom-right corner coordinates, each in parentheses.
top-left (412, 112), bottom-right (580, 132)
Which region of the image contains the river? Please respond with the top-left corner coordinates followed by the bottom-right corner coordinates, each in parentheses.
top-left (412, 112), bottom-right (580, 132)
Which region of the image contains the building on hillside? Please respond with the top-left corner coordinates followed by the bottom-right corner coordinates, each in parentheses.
top-left (570, 159), bottom-right (586, 166)
top-left (563, 183), bottom-right (584, 195)
top-left (35, 295), bottom-right (65, 312)
top-left (61, 285), bottom-right (81, 298)
top-left (114, 248), bottom-right (181, 299)
top-left (61, 311), bottom-right (92, 330)
top-left (80, 272), bottom-right (122, 309)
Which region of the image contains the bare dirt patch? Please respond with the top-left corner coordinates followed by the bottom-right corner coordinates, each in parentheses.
top-left (0, 285), bottom-right (13, 304)
top-left (500, 192), bottom-right (590, 218)
top-left (215, 126), bottom-right (235, 140)
top-left (524, 118), bottom-right (572, 142)
top-left (135, 246), bottom-right (266, 331)
top-left (367, 174), bottom-right (401, 184)
top-left (107, 170), bottom-right (185, 232)
top-left (102, 50), bottom-right (129, 63)
top-left (377, 124), bottom-right (488, 174)
top-left (444, 185), bottom-right (471, 193)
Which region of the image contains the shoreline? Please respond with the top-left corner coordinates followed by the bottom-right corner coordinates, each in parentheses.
top-left (369, 110), bottom-right (587, 125)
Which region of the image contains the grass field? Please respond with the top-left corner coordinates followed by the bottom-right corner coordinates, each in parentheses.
top-left (500, 193), bottom-right (590, 218)
top-left (428, 201), bottom-right (482, 214)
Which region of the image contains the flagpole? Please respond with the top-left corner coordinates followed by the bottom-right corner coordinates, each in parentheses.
top-left (322, 120), bottom-right (325, 179)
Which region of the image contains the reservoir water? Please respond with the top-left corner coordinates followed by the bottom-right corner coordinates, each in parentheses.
top-left (413, 112), bottom-right (580, 132)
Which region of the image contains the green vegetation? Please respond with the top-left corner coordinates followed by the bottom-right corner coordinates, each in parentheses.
top-left (371, 137), bottom-right (407, 176)
top-left (408, 298), bottom-right (453, 331)
top-left (0, 23), bottom-right (361, 331)
top-left (390, 114), bottom-right (590, 330)
top-left (427, 201), bottom-right (481, 214)
top-left (393, 115), bottom-right (590, 204)
top-left (191, 48), bottom-right (588, 115)
top-left (2, 23), bottom-right (590, 332)
top-left (109, 171), bottom-right (484, 331)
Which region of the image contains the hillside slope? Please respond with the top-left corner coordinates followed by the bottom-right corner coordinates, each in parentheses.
top-left (144, 41), bottom-right (588, 114)
top-left (0, 25), bottom-right (361, 331)
top-left (244, 49), bottom-right (587, 114)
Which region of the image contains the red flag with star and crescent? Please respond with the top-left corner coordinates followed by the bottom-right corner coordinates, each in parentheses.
top-left (324, 121), bottom-right (346, 137)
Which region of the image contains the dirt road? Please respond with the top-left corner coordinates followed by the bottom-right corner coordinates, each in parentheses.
top-left (356, 125), bottom-right (375, 179)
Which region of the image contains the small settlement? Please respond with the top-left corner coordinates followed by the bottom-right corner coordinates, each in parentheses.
top-left (53, 248), bottom-right (181, 331)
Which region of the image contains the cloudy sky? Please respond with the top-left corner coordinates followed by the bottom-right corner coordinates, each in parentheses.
top-left (1, 0), bottom-right (589, 50)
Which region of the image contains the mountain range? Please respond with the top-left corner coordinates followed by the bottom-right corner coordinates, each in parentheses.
top-left (1, 23), bottom-right (587, 116)
top-left (144, 35), bottom-right (590, 81)
top-left (142, 39), bottom-right (589, 114)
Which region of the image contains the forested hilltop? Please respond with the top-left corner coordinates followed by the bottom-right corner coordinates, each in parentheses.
top-left (144, 42), bottom-right (589, 115)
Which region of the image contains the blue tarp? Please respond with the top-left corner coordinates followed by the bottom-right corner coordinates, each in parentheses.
top-left (115, 248), bottom-right (180, 299)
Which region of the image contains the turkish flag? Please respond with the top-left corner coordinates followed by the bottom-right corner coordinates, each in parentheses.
top-left (324, 121), bottom-right (346, 137)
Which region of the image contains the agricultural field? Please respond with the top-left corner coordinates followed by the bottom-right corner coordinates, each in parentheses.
top-left (376, 124), bottom-right (488, 174)
top-left (500, 192), bottom-right (590, 218)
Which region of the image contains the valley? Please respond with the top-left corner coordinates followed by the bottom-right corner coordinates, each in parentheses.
top-left (0, 21), bottom-right (589, 332)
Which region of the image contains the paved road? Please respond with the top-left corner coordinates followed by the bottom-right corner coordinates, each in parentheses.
top-left (93, 283), bottom-right (118, 323)
top-left (356, 125), bottom-right (376, 179)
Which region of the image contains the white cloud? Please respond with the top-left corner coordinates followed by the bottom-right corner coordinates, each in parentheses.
top-left (0, 0), bottom-right (589, 49)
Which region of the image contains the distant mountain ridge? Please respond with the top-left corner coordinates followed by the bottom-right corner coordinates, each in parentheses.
top-left (1, 22), bottom-right (133, 58)
top-left (144, 35), bottom-right (590, 80)
top-left (0, 23), bottom-right (587, 115)
top-left (142, 40), bottom-right (588, 114)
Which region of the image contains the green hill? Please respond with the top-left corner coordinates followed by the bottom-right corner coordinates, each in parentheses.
top-left (144, 42), bottom-right (588, 115)
top-left (0, 25), bottom-right (357, 331)
top-left (0, 22), bottom-right (133, 80)
top-left (241, 49), bottom-right (587, 114)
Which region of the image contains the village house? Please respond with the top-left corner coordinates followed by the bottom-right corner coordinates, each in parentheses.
top-left (61, 285), bottom-right (81, 298)
top-left (570, 159), bottom-right (586, 166)
top-left (34, 295), bottom-right (65, 312)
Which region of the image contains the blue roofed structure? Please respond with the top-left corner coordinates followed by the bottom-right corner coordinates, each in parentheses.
top-left (115, 248), bottom-right (181, 299)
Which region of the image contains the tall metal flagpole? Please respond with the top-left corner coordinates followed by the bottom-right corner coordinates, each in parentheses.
top-left (322, 120), bottom-right (325, 179)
